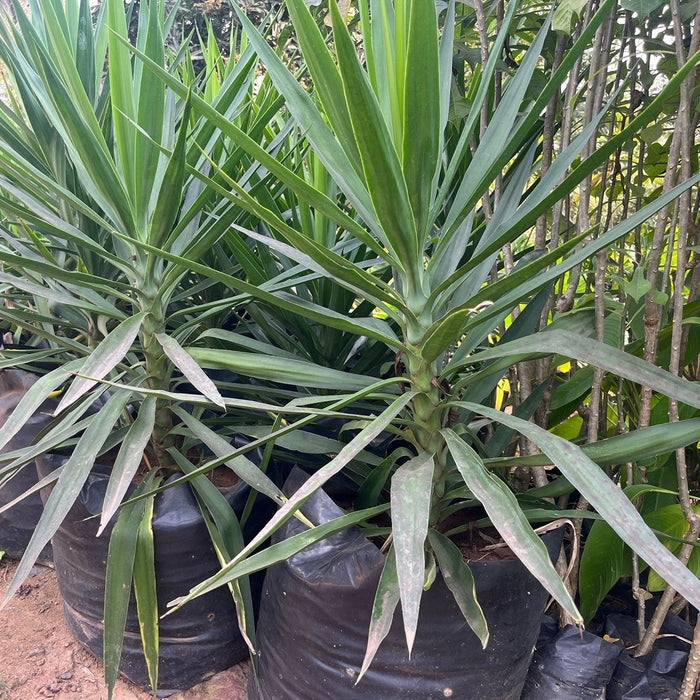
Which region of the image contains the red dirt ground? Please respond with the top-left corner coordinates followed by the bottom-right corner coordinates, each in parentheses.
top-left (0, 558), bottom-right (249, 700)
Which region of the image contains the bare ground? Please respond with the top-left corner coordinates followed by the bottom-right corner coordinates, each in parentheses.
top-left (0, 558), bottom-right (249, 700)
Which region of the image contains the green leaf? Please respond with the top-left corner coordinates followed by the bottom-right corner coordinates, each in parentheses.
top-left (186, 347), bottom-right (381, 391)
top-left (0, 361), bottom-right (84, 452)
top-left (166, 393), bottom-right (415, 610)
top-left (167, 504), bottom-right (390, 611)
top-left (104, 487), bottom-right (147, 696)
top-left (55, 313), bottom-right (145, 413)
top-left (619, 0), bottom-right (664, 16)
top-left (106, 0), bottom-right (136, 202)
top-left (156, 334), bottom-right (224, 408)
top-left (428, 529), bottom-right (488, 648)
top-left (174, 453), bottom-right (256, 653)
top-left (357, 546), bottom-right (400, 682)
top-left (625, 266), bottom-right (652, 302)
top-left (441, 12), bottom-right (551, 236)
top-left (284, 0), bottom-right (362, 174)
top-left (4, 390), bottom-right (132, 623)
top-left (644, 505), bottom-right (700, 592)
top-left (330, 0), bottom-right (419, 281)
top-left (402, 0), bottom-right (440, 235)
top-left (578, 520), bottom-right (632, 622)
top-left (231, 0), bottom-right (380, 242)
top-left (133, 0), bottom-right (166, 231)
top-left (148, 98), bottom-right (191, 249)
top-left (455, 403), bottom-right (700, 614)
top-left (421, 309), bottom-right (469, 362)
top-left (391, 451), bottom-right (434, 653)
top-left (75, 0), bottom-right (96, 101)
top-left (99, 395), bottom-right (157, 535)
top-left (487, 419), bottom-right (700, 471)
top-left (455, 330), bottom-right (700, 410)
top-left (133, 489), bottom-right (159, 693)
top-left (553, 0), bottom-right (589, 33)
top-left (103, 470), bottom-right (160, 699)
top-left (170, 406), bottom-right (286, 507)
top-left (235, 226), bottom-right (399, 314)
top-left (443, 428), bottom-right (582, 623)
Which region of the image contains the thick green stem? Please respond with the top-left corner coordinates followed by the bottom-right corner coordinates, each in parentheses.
top-left (405, 315), bottom-right (450, 526)
top-left (139, 291), bottom-right (173, 468)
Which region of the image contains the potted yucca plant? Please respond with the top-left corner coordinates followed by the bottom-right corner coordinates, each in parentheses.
top-left (149, 0), bottom-right (700, 697)
top-left (0, 0), bottom-right (312, 694)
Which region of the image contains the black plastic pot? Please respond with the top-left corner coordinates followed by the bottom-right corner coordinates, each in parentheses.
top-left (604, 612), bottom-right (691, 700)
top-left (521, 621), bottom-right (623, 699)
top-left (36, 453), bottom-right (267, 695)
top-left (248, 468), bottom-right (562, 700)
top-left (0, 369), bottom-right (59, 562)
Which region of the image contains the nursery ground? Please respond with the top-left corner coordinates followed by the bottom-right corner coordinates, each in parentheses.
top-left (0, 558), bottom-right (249, 700)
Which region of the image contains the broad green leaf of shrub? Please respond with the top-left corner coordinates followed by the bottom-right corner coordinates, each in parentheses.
top-left (553, 0), bottom-right (589, 33)
top-left (579, 519), bottom-right (633, 622)
top-left (620, 0), bottom-right (665, 17)
top-left (645, 505), bottom-right (700, 592)
top-left (625, 266), bottom-right (652, 302)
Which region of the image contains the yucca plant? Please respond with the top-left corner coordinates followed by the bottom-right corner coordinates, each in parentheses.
top-left (153, 0), bottom-right (700, 678)
top-left (0, 0), bottom-right (319, 693)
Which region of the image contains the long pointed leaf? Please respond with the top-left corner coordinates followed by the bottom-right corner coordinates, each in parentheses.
top-left (168, 504), bottom-right (390, 610)
top-left (391, 450), bottom-right (434, 654)
top-left (455, 330), bottom-right (700, 410)
top-left (357, 546), bottom-right (400, 682)
top-left (103, 471), bottom-right (159, 698)
top-left (330, 0), bottom-right (418, 281)
top-left (133, 489), bottom-right (159, 693)
top-left (443, 428), bottom-right (581, 622)
top-left (453, 405), bottom-right (700, 614)
top-left (169, 392), bottom-right (414, 609)
top-left (55, 313), bottom-right (145, 412)
top-left (402, 0), bottom-right (440, 236)
top-left (156, 333), bottom-right (225, 408)
top-left (99, 395), bottom-right (157, 535)
top-left (3, 390), bottom-right (132, 607)
top-left (428, 528), bottom-right (488, 647)
top-left (187, 346), bottom-right (381, 391)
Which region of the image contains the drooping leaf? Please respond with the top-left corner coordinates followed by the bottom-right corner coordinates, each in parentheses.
top-left (391, 451), bottom-right (434, 653)
top-left (357, 546), bottom-right (400, 682)
top-left (173, 452), bottom-right (256, 653)
top-left (443, 428), bottom-right (581, 623)
top-left (0, 360), bottom-right (83, 451)
top-left (156, 334), bottom-right (225, 408)
top-left (167, 503), bottom-right (389, 612)
top-left (166, 393), bottom-right (414, 610)
top-left (99, 395), bottom-right (157, 535)
top-left (428, 529), bottom-right (488, 647)
top-left (455, 403), bottom-right (700, 614)
top-left (454, 330), bottom-right (700, 411)
top-left (4, 390), bottom-right (132, 608)
top-left (133, 489), bottom-right (159, 693)
top-left (170, 405), bottom-right (286, 506)
top-left (103, 470), bottom-right (160, 699)
top-left (55, 314), bottom-right (145, 413)
top-left (104, 479), bottom-right (149, 697)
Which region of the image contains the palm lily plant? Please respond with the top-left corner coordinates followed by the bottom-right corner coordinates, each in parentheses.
top-left (0, 0), bottom-right (321, 692)
top-left (157, 0), bottom-right (700, 676)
